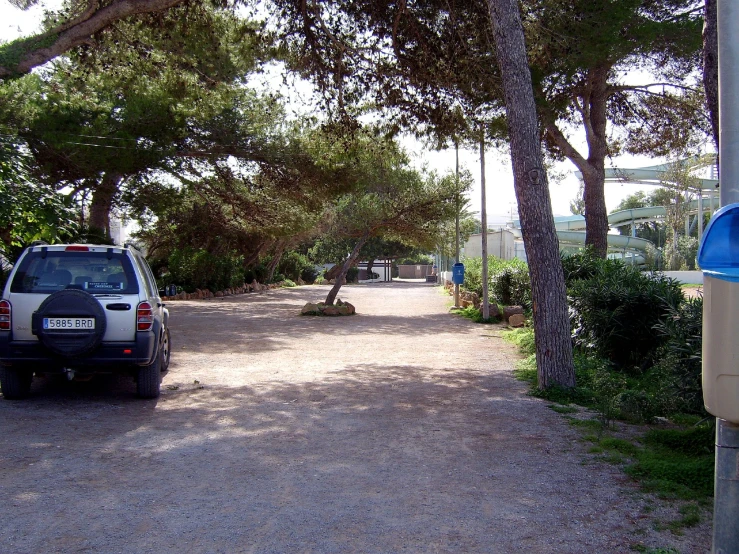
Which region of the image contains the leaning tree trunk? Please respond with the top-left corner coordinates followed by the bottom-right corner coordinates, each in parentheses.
top-left (488, 0), bottom-right (575, 389)
top-left (88, 173), bottom-right (122, 242)
top-left (266, 241), bottom-right (286, 283)
top-left (324, 232), bottom-right (368, 306)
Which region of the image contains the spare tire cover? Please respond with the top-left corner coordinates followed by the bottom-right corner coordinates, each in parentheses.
top-left (34, 289), bottom-right (107, 357)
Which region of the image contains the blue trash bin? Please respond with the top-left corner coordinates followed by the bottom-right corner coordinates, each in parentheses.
top-left (452, 263), bottom-right (465, 285)
top-left (698, 202), bottom-right (739, 423)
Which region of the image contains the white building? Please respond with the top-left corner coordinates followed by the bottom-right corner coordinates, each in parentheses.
top-left (462, 229), bottom-right (517, 260)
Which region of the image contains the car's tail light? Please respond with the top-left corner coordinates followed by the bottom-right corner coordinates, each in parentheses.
top-left (0, 300), bottom-right (10, 330)
top-left (65, 245), bottom-right (89, 251)
top-left (137, 301), bottom-right (153, 331)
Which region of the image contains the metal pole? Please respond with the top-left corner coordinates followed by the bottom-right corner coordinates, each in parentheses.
top-left (719, 0), bottom-right (739, 207)
top-left (454, 142), bottom-right (461, 308)
top-left (480, 129), bottom-right (490, 320)
top-left (713, 3), bottom-right (739, 551)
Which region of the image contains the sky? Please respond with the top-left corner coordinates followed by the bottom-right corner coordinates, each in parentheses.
top-left (2, 0), bottom-right (702, 226)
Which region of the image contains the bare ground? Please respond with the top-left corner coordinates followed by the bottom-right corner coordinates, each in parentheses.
top-left (0, 282), bottom-right (711, 553)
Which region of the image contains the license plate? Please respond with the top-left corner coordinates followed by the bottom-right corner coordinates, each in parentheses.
top-left (43, 318), bottom-right (95, 330)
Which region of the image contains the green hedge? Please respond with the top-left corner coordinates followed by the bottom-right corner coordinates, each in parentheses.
top-left (462, 256), bottom-right (531, 309)
top-left (167, 247), bottom-right (245, 293)
top-left (565, 251), bottom-right (684, 372)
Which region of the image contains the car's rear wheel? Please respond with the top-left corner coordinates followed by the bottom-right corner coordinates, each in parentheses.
top-left (137, 346), bottom-right (161, 399)
top-left (161, 327), bottom-right (171, 372)
top-left (0, 366), bottom-right (33, 399)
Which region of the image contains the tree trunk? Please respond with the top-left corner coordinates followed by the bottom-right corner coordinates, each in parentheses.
top-left (488, 0), bottom-right (575, 389)
top-left (324, 262), bottom-right (346, 281)
top-left (325, 233), bottom-right (368, 306)
top-left (543, 67), bottom-right (611, 258)
top-left (89, 173), bottom-right (122, 242)
top-left (581, 161), bottom-right (608, 257)
top-left (366, 258), bottom-right (375, 279)
top-left (704, 0), bottom-right (719, 152)
top-left (266, 242), bottom-right (286, 283)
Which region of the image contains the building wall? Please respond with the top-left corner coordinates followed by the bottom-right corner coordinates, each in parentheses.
top-left (397, 264), bottom-right (434, 279)
top-left (357, 260), bottom-right (392, 282)
top-left (463, 230), bottom-right (516, 260)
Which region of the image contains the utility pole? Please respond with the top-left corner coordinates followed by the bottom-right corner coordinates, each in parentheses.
top-left (454, 141), bottom-right (461, 308)
top-left (480, 128), bottom-right (490, 320)
top-left (711, 2), bottom-right (739, 551)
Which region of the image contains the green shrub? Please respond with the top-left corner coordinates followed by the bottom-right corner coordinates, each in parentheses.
top-left (560, 247), bottom-right (606, 285)
top-left (244, 263), bottom-right (267, 284)
top-left (568, 259), bottom-right (684, 371)
top-left (168, 247), bottom-right (245, 293)
top-left (652, 296), bottom-right (705, 415)
top-left (278, 251), bottom-right (317, 283)
top-left (346, 266), bottom-right (359, 283)
top-left (463, 256), bottom-right (531, 309)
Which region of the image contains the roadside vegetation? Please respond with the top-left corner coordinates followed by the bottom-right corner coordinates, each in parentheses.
top-left (466, 248), bottom-right (713, 534)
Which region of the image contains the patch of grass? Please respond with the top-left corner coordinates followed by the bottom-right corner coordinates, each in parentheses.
top-left (599, 437), bottom-right (639, 457)
top-left (568, 417), bottom-right (604, 431)
top-left (602, 452), bottom-right (627, 464)
top-left (626, 449), bottom-right (714, 500)
top-left (502, 327), bottom-right (535, 355)
top-left (669, 503), bottom-right (701, 531)
top-left (512, 353), bottom-right (537, 383)
top-left (455, 305), bottom-right (498, 323)
top-left (549, 404), bottom-right (578, 414)
top-left (630, 546), bottom-right (680, 554)
top-left (506, 326), bottom-right (714, 505)
top-left (643, 426), bottom-right (714, 456)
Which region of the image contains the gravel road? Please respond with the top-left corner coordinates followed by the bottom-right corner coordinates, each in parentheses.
top-left (0, 282), bottom-right (710, 553)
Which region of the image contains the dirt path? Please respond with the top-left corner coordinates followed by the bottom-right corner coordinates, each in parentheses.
top-left (0, 282), bottom-right (710, 553)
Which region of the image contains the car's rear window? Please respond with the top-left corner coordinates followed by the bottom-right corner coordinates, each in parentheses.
top-left (10, 250), bottom-right (139, 294)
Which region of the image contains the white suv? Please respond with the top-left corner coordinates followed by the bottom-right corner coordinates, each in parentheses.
top-left (0, 243), bottom-right (170, 399)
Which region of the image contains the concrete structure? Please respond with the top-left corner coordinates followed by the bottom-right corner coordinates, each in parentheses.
top-left (357, 260), bottom-right (392, 282)
top-left (463, 229), bottom-right (516, 260)
top-left (397, 264), bottom-right (433, 279)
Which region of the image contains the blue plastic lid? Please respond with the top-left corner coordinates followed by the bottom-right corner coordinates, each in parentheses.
top-left (698, 202), bottom-right (739, 282)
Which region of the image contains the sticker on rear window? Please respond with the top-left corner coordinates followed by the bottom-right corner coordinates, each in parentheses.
top-left (85, 282), bottom-right (123, 291)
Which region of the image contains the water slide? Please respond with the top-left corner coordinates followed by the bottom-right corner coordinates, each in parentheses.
top-left (509, 196), bottom-right (721, 262)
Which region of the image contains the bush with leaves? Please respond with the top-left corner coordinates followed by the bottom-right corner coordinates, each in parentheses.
top-left (346, 266), bottom-right (359, 283)
top-left (462, 256), bottom-right (531, 308)
top-left (560, 247), bottom-right (607, 285)
top-left (167, 247), bottom-right (245, 293)
top-left (277, 251), bottom-right (317, 283)
top-left (567, 257), bottom-right (684, 372)
top-left (652, 295), bottom-right (705, 415)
